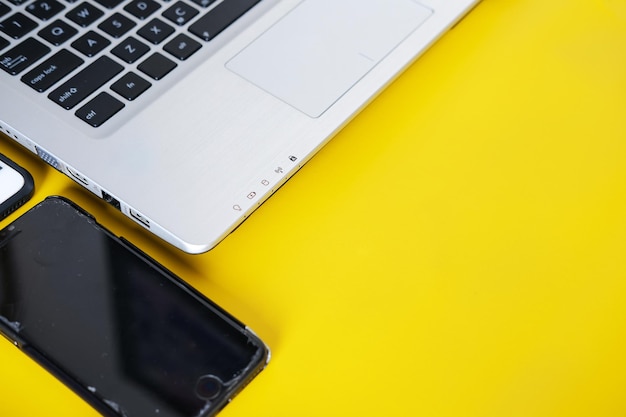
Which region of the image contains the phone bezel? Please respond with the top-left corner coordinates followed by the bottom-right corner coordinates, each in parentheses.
top-left (0, 153), bottom-right (34, 220)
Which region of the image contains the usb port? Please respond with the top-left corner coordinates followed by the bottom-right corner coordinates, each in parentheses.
top-left (66, 166), bottom-right (89, 187)
top-left (129, 208), bottom-right (150, 228)
top-left (101, 190), bottom-right (121, 211)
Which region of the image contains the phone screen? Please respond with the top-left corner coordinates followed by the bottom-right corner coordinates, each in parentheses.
top-left (0, 160), bottom-right (24, 204)
top-left (0, 197), bottom-right (268, 417)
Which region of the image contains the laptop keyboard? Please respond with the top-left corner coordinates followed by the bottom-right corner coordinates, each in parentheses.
top-left (0, 0), bottom-right (261, 127)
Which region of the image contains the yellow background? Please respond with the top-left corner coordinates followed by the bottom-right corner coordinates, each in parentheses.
top-left (2, 0), bottom-right (626, 415)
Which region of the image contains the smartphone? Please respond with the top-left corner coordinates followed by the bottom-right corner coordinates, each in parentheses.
top-left (0, 197), bottom-right (269, 417)
top-left (0, 153), bottom-right (34, 220)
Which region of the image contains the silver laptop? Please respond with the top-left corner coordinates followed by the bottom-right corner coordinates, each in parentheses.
top-left (1, 0), bottom-right (480, 253)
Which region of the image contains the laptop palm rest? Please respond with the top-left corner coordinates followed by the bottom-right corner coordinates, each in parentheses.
top-left (226, 0), bottom-right (432, 118)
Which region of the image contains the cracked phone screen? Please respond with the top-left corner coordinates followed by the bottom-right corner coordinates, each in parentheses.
top-left (0, 197), bottom-right (268, 417)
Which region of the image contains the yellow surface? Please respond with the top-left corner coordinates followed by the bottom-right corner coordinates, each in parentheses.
top-left (2, 0), bottom-right (626, 415)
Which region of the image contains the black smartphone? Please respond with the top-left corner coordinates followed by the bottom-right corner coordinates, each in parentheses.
top-left (0, 197), bottom-right (269, 417)
top-left (0, 153), bottom-right (34, 220)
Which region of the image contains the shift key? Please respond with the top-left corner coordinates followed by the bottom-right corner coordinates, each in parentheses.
top-left (48, 56), bottom-right (123, 110)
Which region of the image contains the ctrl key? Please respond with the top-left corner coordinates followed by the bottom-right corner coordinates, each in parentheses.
top-left (75, 92), bottom-right (125, 127)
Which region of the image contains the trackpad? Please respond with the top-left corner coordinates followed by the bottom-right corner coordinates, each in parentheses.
top-left (226, 0), bottom-right (432, 118)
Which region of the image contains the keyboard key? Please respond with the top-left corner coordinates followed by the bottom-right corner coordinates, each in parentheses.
top-left (94, 0), bottom-right (124, 9)
top-left (124, 0), bottom-right (160, 20)
top-left (71, 30), bottom-right (110, 56)
top-left (137, 18), bottom-right (173, 44)
top-left (21, 49), bottom-right (83, 91)
top-left (98, 12), bottom-right (135, 38)
top-left (7, 0), bottom-right (29, 6)
top-left (0, 36), bottom-right (9, 50)
top-left (38, 19), bottom-right (78, 45)
top-left (0, 37), bottom-right (50, 75)
top-left (48, 55), bottom-right (123, 109)
top-left (111, 36), bottom-right (149, 63)
top-left (164, 33), bottom-right (201, 60)
top-left (0, 12), bottom-right (38, 39)
top-left (111, 72), bottom-right (151, 100)
top-left (190, 0), bottom-right (217, 8)
top-left (75, 92), bottom-right (124, 127)
top-left (66, 2), bottom-right (103, 27)
top-left (1, 3), bottom-right (11, 18)
top-left (162, 1), bottom-right (198, 26)
top-left (138, 52), bottom-right (176, 80)
top-left (189, 0), bottom-right (260, 41)
top-left (26, 0), bottom-right (65, 21)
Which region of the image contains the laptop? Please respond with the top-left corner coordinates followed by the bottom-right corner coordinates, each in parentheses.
top-left (1, 0), bottom-right (480, 253)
